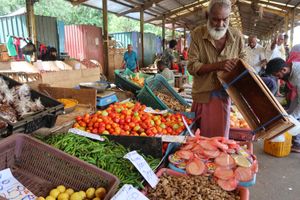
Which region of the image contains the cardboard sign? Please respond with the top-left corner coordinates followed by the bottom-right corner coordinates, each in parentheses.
top-left (124, 151), bottom-right (159, 188)
top-left (0, 168), bottom-right (36, 200)
top-left (68, 128), bottom-right (105, 141)
top-left (111, 184), bottom-right (149, 200)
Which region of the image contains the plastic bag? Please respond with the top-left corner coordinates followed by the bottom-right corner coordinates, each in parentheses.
top-left (270, 134), bottom-right (285, 142)
top-left (21, 41), bottom-right (36, 55)
top-left (287, 115), bottom-right (300, 136)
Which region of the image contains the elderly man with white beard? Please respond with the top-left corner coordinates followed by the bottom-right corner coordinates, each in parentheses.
top-left (187, 0), bottom-right (246, 138)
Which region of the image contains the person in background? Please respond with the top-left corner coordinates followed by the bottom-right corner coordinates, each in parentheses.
top-left (161, 40), bottom-right (178, 70)
top-left (265, 57), bottom-right (300, 152)
top-left (269, 34), bottom-right (286, 60)
top-left (284, 34), bottom-right (290, 59)
top-left (122, 44), bottom-right (138, 72)
top-left (182, 47), bottom-right (189, 60)
top-left (287, 44), bottom-right (300, 63)
top-left (157, 60), bottom-right (175, 86)
top-left (43, 47), bottom-right (58, 61)
top-left (188, 0), bottom-right (246, 138)
top-left (245, 35), bottom-right (267, 75)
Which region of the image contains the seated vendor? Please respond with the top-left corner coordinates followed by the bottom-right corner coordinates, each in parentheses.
top-left (157, 60), bottom-right (175, 86)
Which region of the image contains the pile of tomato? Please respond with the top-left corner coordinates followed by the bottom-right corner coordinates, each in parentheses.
top-left (73, 102), bottom-right (192, 136)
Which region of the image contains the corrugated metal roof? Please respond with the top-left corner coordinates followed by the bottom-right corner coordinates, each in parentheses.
top-left (80, 0), bottom-right (300, 38)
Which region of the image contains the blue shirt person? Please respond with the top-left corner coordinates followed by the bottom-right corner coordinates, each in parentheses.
top-left (122, 44), bottom-right (138, 72)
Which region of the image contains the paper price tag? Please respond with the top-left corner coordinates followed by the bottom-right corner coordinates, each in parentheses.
top-left (144, 107), bottom-right (168, 115)
top-left (124, 151), bottom-right (159, 188)
top-left (111, 184), bottom-right (149, 200)
top-left (160, 135), bottom-right (187, 143)
top-left (68, 128), bottom-right (105, 141)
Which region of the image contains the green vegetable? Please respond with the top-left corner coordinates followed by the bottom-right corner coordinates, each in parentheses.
top-left (38, 133), bottom-right (160, 188)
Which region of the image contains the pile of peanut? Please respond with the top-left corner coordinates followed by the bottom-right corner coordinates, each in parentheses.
top-left (147, 174), bottom-right (240, 200)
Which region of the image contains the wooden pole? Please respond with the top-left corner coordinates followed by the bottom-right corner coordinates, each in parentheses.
top-left (172, 21), bottom-right (175, 39)
top-left (162, 15), bottom-right (165, 51)
top-left (102, 0), bottom-right (109, 76)
top-left (290, 9), bottom-right (295, 47)
top-left (140, 7), bottom-right (144, 68)
top-left (25, 0), bottom-right (37, 61)
top-left (284, 14), bottom-right (289, 33)
top-left (183, 27), bottom-right (186, 47)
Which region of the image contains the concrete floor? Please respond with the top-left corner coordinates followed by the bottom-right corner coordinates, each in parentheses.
top-left (250, 142), bottom-right (300, 200)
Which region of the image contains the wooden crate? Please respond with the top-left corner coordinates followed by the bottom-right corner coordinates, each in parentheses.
top-left (217, 59), bottom-right (294, 140)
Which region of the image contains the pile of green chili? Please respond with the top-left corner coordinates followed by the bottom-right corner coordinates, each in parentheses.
top-left (39, 133), bottom-right (160, 188)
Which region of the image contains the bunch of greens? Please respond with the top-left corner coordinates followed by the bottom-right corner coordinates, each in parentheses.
top-left (39, 133), bottom-right (160, 188)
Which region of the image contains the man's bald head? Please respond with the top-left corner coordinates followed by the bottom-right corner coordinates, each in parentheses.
top-left (248, 35), bottom-right (257, 49)
top-left (277, 34), bottom-right (284, 46)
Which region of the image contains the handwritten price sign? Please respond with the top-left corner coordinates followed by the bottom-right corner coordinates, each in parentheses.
top-left (111, 184), bottom-right (148, 200)
top-left (124, 151), bottom-right (159, 188)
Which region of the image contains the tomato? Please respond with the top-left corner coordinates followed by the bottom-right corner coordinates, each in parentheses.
top-left (76, 116), bottom-right (82, 122)
top-left (97, 118), bottom-right (103, 123)
top-left (114, 117), bottom-right (120, 123)
top-left (79, 122), bottom-right (86, 127)
top-left (129, 122), bottom-right (135, 128)
top-left (98, 127), bottom-right (105, 133)
top-left (92, 129), bottom-right (98, 134)
top-left (93, 122), bottom-right (99, 128)
top-left (119, 119), bottom-right (125, 125)
top-left (125, 117), bottom-right (131, 123)
top-left (155, 119), bottom-right (161, 126)
top-left (133, 125), bottom-right (140, 131)
top-left (124, 125), bottom-right (130, 131)
top-left (105, 124), bottom-right (111, 129)
top-left (84, 113), bottom-right (90, 119)
top-left (73, 122), bottom-right (80, 128)
top-left (167, 127), bottom-right (173, 134)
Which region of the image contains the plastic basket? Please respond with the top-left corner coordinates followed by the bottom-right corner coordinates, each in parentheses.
top-left (264, 132), bottom-right (292, 157)
top-left (137, 74), bottom-right (189, 110)
top-left (114, 69), bottom-right (151, 95)
top-left (142, 168), bottom-right (249, 200)
top-left (0, 134), bottom-right (119, 200)
top-left (0, 74), bottom-right (64, 135)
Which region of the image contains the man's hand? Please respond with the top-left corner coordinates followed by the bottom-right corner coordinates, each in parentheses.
top-left (217, 59), bottom-right (239, 72)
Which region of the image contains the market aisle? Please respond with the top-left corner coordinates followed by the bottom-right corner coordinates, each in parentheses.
top-left (251, 141), bottom-right (300, 200)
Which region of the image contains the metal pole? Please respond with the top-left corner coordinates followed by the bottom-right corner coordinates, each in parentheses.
top-left (140, 7), bottom-right (144, 68)
top-left (102, 0), bottom-right (109, 76)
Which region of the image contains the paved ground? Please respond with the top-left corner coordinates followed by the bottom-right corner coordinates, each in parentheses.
top-left (250, 141), bottom-right (300, 200)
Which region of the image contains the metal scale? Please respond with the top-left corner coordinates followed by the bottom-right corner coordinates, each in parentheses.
top-left (79, 81), bottom-right (118, 110)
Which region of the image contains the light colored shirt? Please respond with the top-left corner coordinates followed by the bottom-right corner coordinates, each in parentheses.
top-left (270, 44), bottom-right (286, 60)
top-left (161, 48), bottom-right (175, 68)
top-left (287, 62), bottom-right (300, 119)
top-left (187, 25), bottom-right (246, 103)
top-left (124, 51), bottom-right (138, 71)
top-left (161, 68), bottom-right (175, 86)
top-left (245, 44), bottom-right (266, 73)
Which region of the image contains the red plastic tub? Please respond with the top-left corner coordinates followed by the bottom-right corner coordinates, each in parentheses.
top-left (143, 168), bottom-right (249, 200)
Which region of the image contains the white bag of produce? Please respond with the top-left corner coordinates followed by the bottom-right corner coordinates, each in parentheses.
top-left (287, 115), bottom-right (300, 136)
top-left (270, 134), bottom-right (285, 142)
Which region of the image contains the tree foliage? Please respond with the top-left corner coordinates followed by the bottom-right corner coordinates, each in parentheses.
top-left (0, 0), bottom-right (178, 37)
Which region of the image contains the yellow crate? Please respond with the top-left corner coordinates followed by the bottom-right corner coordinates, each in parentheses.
top-left (264, 132), bottom-right (292, 157)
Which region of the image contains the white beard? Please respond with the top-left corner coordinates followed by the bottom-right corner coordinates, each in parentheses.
top-left (207, 21), bottom-right (228, 40)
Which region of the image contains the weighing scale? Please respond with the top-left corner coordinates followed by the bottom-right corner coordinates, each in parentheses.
top-left (78, 81), bottom-right (118, 110)
top-left (97, 90), bottom-right (118, 110)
